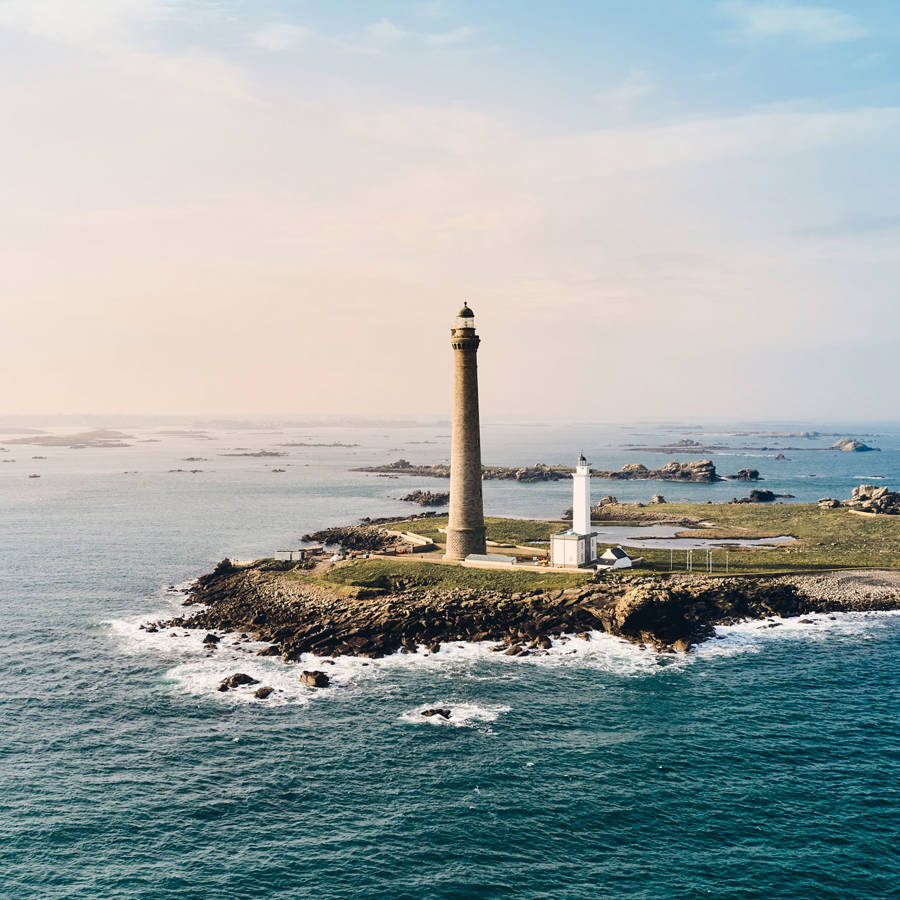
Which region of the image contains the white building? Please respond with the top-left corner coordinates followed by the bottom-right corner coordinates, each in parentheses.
top-left (550, 454), bottom-right (598, 568)
top-left (598, 546), bottom-right (633, 569)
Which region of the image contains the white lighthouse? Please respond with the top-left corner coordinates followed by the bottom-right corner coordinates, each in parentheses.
top-left (549, 454), bottom-right (599, 568)
top-left (572, 453), bottom-right (592, 536)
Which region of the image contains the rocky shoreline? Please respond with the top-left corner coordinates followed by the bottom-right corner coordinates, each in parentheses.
top-left (155, 562), bottom-right (900, 660)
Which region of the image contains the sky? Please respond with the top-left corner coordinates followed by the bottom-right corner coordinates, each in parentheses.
top-left (1, 0), bottom-right (899, 421)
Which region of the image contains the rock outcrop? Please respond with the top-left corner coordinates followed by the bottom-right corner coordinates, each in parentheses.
top-left (821, 484), bottom-right (900, 514)
top-left (299, 525), bottom-right (404, 551)
top-left (400, 490), bottom-right (450, 507)
top-left (816, 485), bottom-right (900, 514)
top-left (592, 459), bottom-right (721, 483)
top-left (300, 670), bottom-right (330, 688)
top-left (726, 469), bottom-right (760, 481)
top-left (156, 559), bottom-right (900, 659)
top-left (218, 673), bottom-right (259, 691)
top-left (832, 438), bottom-right (878, 452)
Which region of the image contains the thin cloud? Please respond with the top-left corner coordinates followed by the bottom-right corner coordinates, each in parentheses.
top-left (425, 25), bottom-right (479, 45)
top-left (795, 212), bottom-right (900, 237)
top-left (253, 23), bottom-right (315, 52)
top-left (367, 19), bottom-right (408, 42)
top-left (414, 1), bottom-right (449, 19)
top-left (721, 2), bottom-right (869, 43)
top-left (598, 69), bottom-right (655, 111)
top-left (0, 0), bottom-right (176, 46)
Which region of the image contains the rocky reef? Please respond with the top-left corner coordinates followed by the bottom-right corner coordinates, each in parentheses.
top-left (591, 459), bottom-right (721, 482)
top-left (357, 458), bottom-right (722, 483)
top-left (155, 560), bottom-right (900, 659)
top-left (356, 460), bottom-right (571, 482)
top-left (400, 490), bottom-right (450, 507)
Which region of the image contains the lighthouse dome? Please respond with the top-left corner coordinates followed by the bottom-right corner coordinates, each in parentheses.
top-left (454, 302), bottom-right (476, 332)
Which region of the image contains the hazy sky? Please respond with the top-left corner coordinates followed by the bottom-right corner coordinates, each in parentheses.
top-left (2, 1), bottom-right (899, 420)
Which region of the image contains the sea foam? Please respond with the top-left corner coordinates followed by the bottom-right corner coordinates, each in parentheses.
top-left (400, 702), bottom-right (511, 729)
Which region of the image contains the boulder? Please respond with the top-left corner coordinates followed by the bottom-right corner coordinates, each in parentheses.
top-left (846, 483), bottom-right (900, 514)
top-left (219, 672), bottom-right (259, 689)
top-left (732, 489), bottom-right (777, 504)
top-left (202, 633), bottom-right (220, 645)
top-left (422, 708), bottom-right (451, 719)
top-left (254, 686), bottom-right (274, 699)
top-left (650, 494), bottom-right (666, 504)
top-left (818, 498), bottom-right (841, 509)
top-left (300, 670), bottom-right (330, 688)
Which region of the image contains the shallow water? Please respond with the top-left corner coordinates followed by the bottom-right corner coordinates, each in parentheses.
top-left (2, 421), bottom-right (899, 898)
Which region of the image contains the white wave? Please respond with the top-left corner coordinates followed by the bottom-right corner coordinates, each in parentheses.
top-left (695, 609), bottom-right (900, 659)
top-left (109, 581), bottom-right (900, 706)
top-left (301, 631), bottom-right (686, 678)
top-left (400, 702), bottom-right (510, 728)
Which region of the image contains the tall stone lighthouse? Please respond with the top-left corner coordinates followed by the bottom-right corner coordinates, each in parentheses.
top-left (444, 302), bottom-right (487, 560)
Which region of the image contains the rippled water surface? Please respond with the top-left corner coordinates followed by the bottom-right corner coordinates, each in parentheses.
top-left (2, 421), bottom-right (899, 899)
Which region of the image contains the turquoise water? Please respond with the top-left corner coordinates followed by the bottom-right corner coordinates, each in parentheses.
top-left (2, 422), bottom-right (900, 899)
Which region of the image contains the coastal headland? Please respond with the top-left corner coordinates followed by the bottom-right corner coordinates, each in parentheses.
top-left (157, 503), bottom-right (900, 658)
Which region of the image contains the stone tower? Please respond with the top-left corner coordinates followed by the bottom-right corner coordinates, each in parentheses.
top-left (444, 302), bottom-right (487, 560)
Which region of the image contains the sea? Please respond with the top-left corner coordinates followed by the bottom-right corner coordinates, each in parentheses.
top-left (2, 419), bottom-right (899, 899)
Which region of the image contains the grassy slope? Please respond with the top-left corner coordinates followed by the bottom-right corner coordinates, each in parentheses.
top-left (318, 557), bottom-right (590, 593)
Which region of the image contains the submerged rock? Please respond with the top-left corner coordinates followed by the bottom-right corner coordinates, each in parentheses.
top-left (422, 708), bottom-right (451, 719)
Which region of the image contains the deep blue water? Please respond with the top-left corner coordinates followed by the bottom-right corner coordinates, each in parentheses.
top-left (2, 421), bottom-right (899, 899)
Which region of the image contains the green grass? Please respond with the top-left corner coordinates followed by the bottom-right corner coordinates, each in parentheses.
top-left (618, 503), bottom-right (900, 575)
top-left (317, 556), bottom-right (590, 594)
top-left (389, 515), bottom-right (564, 546)
top-left (395, 504), bottom-right (900, 577)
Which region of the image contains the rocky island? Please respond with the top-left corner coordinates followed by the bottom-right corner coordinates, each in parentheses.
top-left (154, 501), bottom-right (900, 662)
